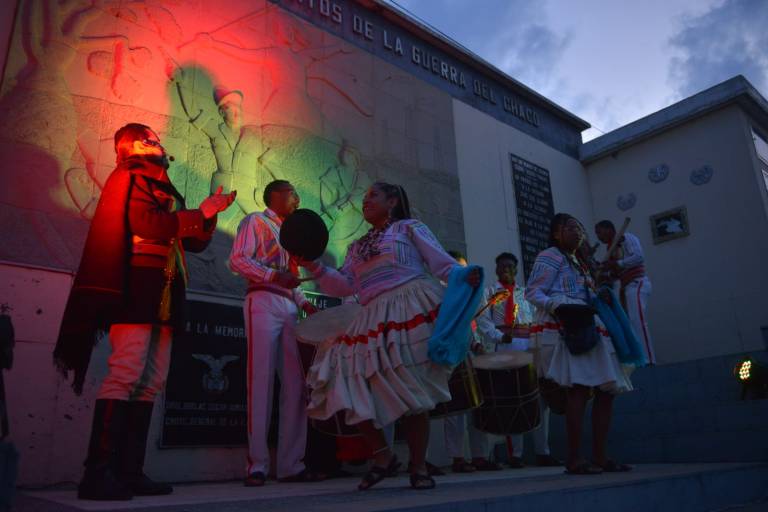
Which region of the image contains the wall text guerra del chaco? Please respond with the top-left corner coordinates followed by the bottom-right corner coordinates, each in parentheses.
top-left (288, 0), bottom-right (541, 127)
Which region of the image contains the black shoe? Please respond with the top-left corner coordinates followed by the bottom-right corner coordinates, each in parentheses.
top-left (278, 469), bottom-right (326, 483)
top-left (130, 474), bottom-right (173, 496)
top-left (78, 466), bottom-right (133, 501)
top-left (120, 402), bottom-right (173, 496)
top-left (508, 456), bottom-right (525, 469)
top-left (79, 400), bottom-right (133, 501)
top-left (426, 461), bottom-right (445, 476)
top-left (244, 471), bottom-right (266, 487)
top-left (472, 459), bottom-right (503, 471)
top-left (536, 454), bottom-right (562, 467)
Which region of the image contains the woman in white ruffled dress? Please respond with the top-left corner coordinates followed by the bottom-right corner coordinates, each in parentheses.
top-left (525, 213), bottom-right (633, 475)
top-left (301, 182), bottom-right (481, 490)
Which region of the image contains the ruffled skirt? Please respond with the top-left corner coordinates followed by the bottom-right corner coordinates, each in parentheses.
top-left (530, 316), bottom-right (633, 395)
top-left (306, 278), bottom-right (452, 429)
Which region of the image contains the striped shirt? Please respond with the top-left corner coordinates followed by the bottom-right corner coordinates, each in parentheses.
top-left (228, 208), bottom-right (308, 306)
top-left (524, 247), bottom-right (591, 323)
top-left (476, 282), bottom-right (535, 347)
top-left (308, 219), bottom-right (458, 305)
top-left (616, 232), bottom-right (647, 286)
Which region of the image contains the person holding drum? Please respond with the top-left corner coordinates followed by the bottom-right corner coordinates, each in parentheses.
top-left (229, 179), bottom-right (321, 487)
top-left (299, 182), bottom-right (482, 490)
top-left (525, 213), bottom-right (633, 475)
top-left (440, 250), bottom-right (502, 473)
top-left (476, 252), bottom-right (561, 468)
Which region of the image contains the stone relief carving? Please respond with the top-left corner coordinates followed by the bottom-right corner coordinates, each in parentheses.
top-left (0, 0), bottom-right (463, 289)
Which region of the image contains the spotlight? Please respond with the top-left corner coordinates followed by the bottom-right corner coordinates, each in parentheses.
top-left (733, 357), bottom-right (768, 399)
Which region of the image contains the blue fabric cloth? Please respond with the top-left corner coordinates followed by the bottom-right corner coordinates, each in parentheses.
top-left (594, 288), bottom-right (647, 367)
top-left (428, 265), bottom-right (484, 366)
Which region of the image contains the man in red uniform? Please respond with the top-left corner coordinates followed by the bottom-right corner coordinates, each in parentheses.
top-left (54, 123), bottom-right (236, 501)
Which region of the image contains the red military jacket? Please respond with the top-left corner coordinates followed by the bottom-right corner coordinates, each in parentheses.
top-left (54, 155), bottom-right (215, 394)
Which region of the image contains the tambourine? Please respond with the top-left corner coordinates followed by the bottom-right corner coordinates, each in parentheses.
top-left (279, 208), bottom-right (329, 261)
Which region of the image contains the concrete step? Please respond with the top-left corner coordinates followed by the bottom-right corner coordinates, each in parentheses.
top-left (15, 463), bottom-right (768, 512)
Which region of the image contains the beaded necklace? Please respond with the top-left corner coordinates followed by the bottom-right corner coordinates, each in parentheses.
top-left (356, 219), bottom-right (393, 261)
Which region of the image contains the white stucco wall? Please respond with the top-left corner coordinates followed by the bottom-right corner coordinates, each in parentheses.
top-left (585, 105), bottom-right (768, 363)
top-left (452, 99), bottom-right (592, 282)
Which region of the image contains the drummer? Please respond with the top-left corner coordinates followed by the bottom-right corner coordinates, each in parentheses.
top-left (475, 252), bottom-right (561, 468)
top-left (441, 251), bottom-right (503, 473)
top-left (299, 182), bottom-right (482, 491)
top-left (229, 179), bottom-right (321, 487)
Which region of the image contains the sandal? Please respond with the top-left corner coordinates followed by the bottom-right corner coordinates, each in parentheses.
top-left (564, 462), bottom-right (603, 475)
top-left (451, 461), bottom-right (477, 473)
top-left (407, 461), bottom-right (445, 476)
top-left (358, 455), bottom-right (399, 491)
top-left (409, 472), bottom-right (436, 490)
top-left (596, 460), bottom-right (632, 472)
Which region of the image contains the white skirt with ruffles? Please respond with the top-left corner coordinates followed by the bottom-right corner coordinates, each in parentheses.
top-left (306, 278), bottom-right (452, 429)
top-left (531, 316), bottom-right (634, 395)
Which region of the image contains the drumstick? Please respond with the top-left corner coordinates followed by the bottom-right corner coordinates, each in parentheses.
top-left (473, 289), bottom-right (511, 320)
top-left (297, 276), bottom-right (316, 283)
top-left (604, 217), bottom-right (631, 263)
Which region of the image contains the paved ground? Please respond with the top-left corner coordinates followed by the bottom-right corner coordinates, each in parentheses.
top-left (13, 463), bottom-right (768, 512)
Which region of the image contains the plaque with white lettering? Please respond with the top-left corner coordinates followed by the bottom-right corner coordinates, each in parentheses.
top-left (161, 292), bottom-right (342, 447)
top-left (161, 299), bottom-right (249, 447)
top-left (510, 154), bottom-right (555, 279)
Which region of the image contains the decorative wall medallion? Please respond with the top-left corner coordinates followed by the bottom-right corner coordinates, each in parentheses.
top-left (617, 193), bottom-right (637, 211)
top-left (690, 165), bottom-right (714, 185)
top-left (648, 164), bottom-right (670, 183)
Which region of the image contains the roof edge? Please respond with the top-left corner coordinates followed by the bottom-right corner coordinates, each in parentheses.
top-left (361, 0), bottom-right (591, 131)
top-left (580, 75), bottom-right (768, 163)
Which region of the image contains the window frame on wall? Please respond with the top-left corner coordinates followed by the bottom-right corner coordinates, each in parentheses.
top-left (751, 127), bottom-right (768, 194)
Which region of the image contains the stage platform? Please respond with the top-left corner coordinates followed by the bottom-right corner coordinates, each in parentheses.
top-left (15, 463), bottom-right (768, 512)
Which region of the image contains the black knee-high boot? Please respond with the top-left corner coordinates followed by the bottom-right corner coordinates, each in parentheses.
top-left (120, 401), bottom-right (173, 496)
top-left (78, 399), bottom-right (133, 501)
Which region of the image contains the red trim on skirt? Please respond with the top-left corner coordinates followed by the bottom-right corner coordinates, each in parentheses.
top-left (338, 306), bottom-right (440, 346)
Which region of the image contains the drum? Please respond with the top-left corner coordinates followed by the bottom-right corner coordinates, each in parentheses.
top-left (296, 303), bottom-right (361, 345)
top-left (429, 358), bottom-right (483, 418)
top-left (279, 208), bottom-right (329, 261)
top-left (296, 304), bottom-right (362, 437)
top-left (472, 352), bottom-right (541, 435)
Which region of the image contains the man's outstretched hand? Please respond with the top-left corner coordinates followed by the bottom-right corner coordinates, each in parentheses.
top-left (200, 186), bottom-right (237, 219)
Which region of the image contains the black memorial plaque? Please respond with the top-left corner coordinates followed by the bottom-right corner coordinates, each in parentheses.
top-left (161, 292), bottom-right (343, 447)
top-left (161, 299), bottom-right (248, 447)
top-left (510, 154), bottom-right (555, 278)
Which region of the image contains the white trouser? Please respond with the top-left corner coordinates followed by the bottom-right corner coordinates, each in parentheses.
top-left (244, 291), bottom-right (306, 478)
top-left (624, 276), bottom-right (655, 364)
top-left (444, 413), bottom-right (489, 459)
top-left (509, 396), bottom-right (550, 456)
top-left (98, 324), bottom-right (172, 402)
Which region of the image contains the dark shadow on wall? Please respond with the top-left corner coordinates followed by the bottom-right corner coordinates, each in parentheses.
top-left (0, 141), bottom-right (89, 270)
top-left (168, 66), bottom-right (243, 296)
